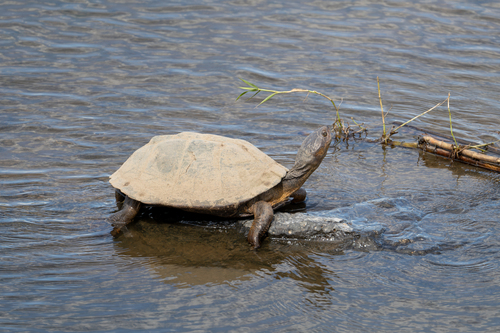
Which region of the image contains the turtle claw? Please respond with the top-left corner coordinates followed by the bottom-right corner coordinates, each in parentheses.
top-left (121, 225), bottom-right (133, 238)
top-left (248, 237), bottom-right (261, 251)
top-left (110, 224), bottom-right (132, 238)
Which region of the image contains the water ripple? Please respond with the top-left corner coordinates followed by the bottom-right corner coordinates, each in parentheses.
top-left (1, 0), bottom-right (500, 331)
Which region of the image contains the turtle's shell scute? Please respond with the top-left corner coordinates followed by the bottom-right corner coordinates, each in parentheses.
top-left (109, 132), bottom-right (288, 210)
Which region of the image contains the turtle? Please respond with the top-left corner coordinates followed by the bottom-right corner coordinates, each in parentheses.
top-left (108, 125), bottom-right (332, 249)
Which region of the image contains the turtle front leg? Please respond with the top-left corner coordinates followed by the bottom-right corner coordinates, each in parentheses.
top-left (247, 201), bottom-right (274, 250)
top-left (290, 188), bottom-right (307, 203)
top-left (108, 196), bottom-right (141, 237)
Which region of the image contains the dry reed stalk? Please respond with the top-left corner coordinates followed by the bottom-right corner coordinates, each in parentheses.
top-left (423, 136), bottom-right (500, 165)
top-left (391, 138), bottom-right (500, 172)
top-left (422, 144), bottom-right (500, 172)
top-left (390, 141), bottom-right (419, 149)
top-left (391, 121), bottom-right (500, 155)
top-left (391, 97), bottom-right (449, 134)
top-left (377, 77), bottom-right (387, 143)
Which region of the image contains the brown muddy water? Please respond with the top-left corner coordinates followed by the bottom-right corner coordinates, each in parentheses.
top-left (1, 0), bottom-right (500, 332)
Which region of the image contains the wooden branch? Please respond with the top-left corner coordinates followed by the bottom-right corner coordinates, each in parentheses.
top-left (391, 121), bottom-right (500, 155)
top-left (423, 136), bottom-right (500, 165)
top-left (391, 138), bottom-right (500, 172)
top-left (422, 144), bottom-right (500, 172)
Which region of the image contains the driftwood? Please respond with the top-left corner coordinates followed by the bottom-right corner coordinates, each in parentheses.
top-left (392, 121), bottom-right (500, 155)
top-left (392, 136), bottom-right (500, 173)
top-left (419, 136), bottom-right (500, 172)
top-left (422, 141), bottom-right (500, 172)
top-left (423, 136), bottom-right (500, 165)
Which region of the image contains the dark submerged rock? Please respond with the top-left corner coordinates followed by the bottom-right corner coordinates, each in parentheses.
top-left (237, 211), bottom-right (383, 241)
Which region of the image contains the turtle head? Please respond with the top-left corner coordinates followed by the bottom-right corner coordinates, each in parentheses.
top-left (285, 125), bottom-right (332, 181)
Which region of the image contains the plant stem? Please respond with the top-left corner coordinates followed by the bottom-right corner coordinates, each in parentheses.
top-left (237, 79), bottom-right (340, 121)
top-left (351, 117), bottom-right (366, 131)
top-left (468, 139), bottom-right (500, 151)
top-left (391, 96), bottom-right (449, 133)
top-left (447, 93), bottom-right (459, 148)
top-left (377, 77), bottom-right (387, 143)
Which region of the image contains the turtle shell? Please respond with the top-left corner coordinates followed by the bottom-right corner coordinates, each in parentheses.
top-left (109, 132), bottom-right (288, 211)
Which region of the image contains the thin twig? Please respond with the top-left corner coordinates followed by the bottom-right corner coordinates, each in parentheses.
top-left (237, 78), bottom-right (342, 126)
top-left (377, 77), bottom-right (386, 143)
top-left (392, 96), bottom-right (450, 133)
top-left (469, 139), bottom-right (500, 151)
top-left (447, 93), bottom-right (459, 148)
top-left (351, 117), bottom-right (366, 131)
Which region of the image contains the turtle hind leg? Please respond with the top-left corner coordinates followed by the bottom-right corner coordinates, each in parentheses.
top-left (108, 196), bottom-right (141, 237)
top-left (247, 201), bottom-right (274, 250)
top-left (114, 189), bottom-right (126, 210)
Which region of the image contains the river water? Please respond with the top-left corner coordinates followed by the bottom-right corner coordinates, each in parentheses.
top-left (2, 0), bottom-right (500, 331)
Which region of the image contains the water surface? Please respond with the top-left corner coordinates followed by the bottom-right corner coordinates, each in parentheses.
top-left (1, 0), bottom-right (500, 331)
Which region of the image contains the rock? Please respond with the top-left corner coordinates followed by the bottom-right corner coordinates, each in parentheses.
top-left (238, 212), bottom-right (357, 240)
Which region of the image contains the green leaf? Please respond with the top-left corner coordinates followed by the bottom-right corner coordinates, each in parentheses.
top-left (239, 87), bottom-right (258, 91)
top-left (240, 78), bottom-right (258, 89)
top-left (249, 91), bottom-right (260, 99)
top-left (236, 91), bottom-right (248, 101)
top-left (258, 92), bottom-right (277, 106)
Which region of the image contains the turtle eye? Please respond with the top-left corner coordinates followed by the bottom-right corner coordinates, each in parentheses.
top-left (322, 131), bottom-right (328, 137)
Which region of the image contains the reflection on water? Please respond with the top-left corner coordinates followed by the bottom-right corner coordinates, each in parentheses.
top-left (2, 0), bottom-right (500, 331)
top-left (116, 220), bottom-right (257, 286)
top-left (114, 208), bottom-right (346, 283)
top-left (114, 193), bottom-right (486, 287)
